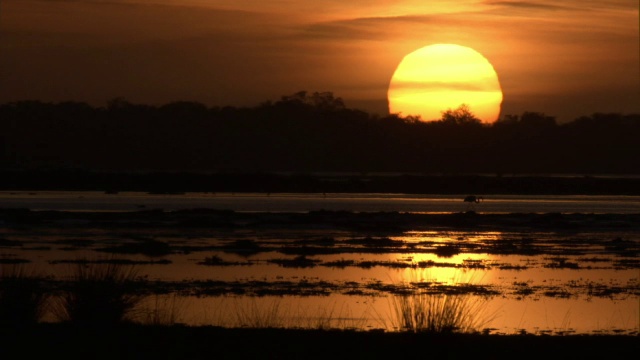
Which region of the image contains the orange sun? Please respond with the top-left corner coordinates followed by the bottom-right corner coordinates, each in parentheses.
top-left (388, 44), bottom-right (503, 123)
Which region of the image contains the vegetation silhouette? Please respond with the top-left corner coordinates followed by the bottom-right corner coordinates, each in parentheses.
top-left (390, 292), bottom-right (494, 334)
top-left (51, 261), bottom-right (143, 328)
top-left (439, 104), bottom-right (483, 126)
top-left (0, 265), bottom-right (49, 328)
top-left (1, 91), bottom-right (638, 177)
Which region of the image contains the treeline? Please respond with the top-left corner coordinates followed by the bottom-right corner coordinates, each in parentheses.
top-left (1, 91), bottom-right (639, 174)
top-left (2, 171), bottom-right (640, 195)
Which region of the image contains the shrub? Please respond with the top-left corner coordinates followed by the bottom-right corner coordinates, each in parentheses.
top-left (0, 265), bottom-right (49, 327)
top-left (388, 271), bottom-right (497, 334)
top-left (136, 293), bottom-right (185, 326)
top-left (391, 292), bottom-right (493, 333)
top-left (51, 262), bottom-right (143, 327)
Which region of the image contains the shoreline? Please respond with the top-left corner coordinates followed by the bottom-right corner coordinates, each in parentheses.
top-left (2, 208), bottom-right (638, 343)
top-left (2, 208), bottom-right (640, 231)
top-left (3, 171), bottom-right (640, 195)
top-left (1, 324), bottom-right (638, 359)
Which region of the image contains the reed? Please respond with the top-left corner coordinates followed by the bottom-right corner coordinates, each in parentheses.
top-left (388, 270), bottom-right (497, 334)
top-left (232, 297), bottom-right (286, 328)
top-left (0, 265), bottom-right (49, 327)
top-left (295, 300), bottom-right (370, 330)
top-left (51, 261), bottom-right (143, 327)
top-left (136, 293), bottom-right (185, 326)
top-left (390, 292), bottom-right (493, 333)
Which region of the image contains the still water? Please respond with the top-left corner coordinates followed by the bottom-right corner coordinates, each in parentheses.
top-left (1, 191), bottom-right (639, 213)
top-left (1, 191), bottom-right (638, 334)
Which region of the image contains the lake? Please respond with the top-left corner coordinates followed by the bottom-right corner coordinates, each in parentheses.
top-left (1, 191), bottom-right (639, 213)
top-left (0, 191), bottom-right (638, 335)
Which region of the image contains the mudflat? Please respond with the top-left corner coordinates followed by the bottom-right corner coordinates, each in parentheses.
top-left (1, 209), bottom-right (638, 357)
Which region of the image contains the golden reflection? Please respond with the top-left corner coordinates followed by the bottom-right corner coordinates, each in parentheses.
top-left (389, 230), bottom-right (505, 286)
top-left (400, 230), bottom-right (504, 242)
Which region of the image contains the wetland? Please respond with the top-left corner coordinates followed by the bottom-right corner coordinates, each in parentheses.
top-left (1, 191), bottom-right (638, 338)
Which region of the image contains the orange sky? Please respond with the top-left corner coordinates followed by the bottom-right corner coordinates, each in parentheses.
top-left (1, 0), bottom-right (638, 121)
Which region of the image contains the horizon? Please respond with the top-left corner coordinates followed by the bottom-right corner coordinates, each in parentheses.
top-left (1, 0), bottom-right (638, 122)
top-left (2, 93), bottom-right (639, 124)
top-left (2, 1), bottom-right (639, 348)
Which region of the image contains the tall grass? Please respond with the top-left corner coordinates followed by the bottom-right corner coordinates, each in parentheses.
top-left (205, 296), bottom-right (373, 330)
top-left (293, 300), bottom-right (371, 330)
top-left (0, 265), bottom-right (48, 327)
top-left (387, 270), bottom-right (497, 334)
top-left (390, 292), bottom-right (493, 334)
top-left (51, 262), bottom-right (143, 327)
top-left (232, 297), bottom-right (286, 328)
top-left (136, 293), bottom-right (186, 326)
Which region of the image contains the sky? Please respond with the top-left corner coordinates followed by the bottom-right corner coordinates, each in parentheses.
top-left (1, 0), bottom-right (638, 122)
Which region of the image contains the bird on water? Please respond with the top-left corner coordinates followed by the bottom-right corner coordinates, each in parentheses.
top-left (463, 195), bottom-right (483, 211)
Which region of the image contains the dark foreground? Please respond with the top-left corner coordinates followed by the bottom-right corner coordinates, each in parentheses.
top-left (1, 209), bottom-right (638, 359)
top-left (1, 324), bottom-right (638, 360)
top-left (3, 208), bottom-right (640, 233)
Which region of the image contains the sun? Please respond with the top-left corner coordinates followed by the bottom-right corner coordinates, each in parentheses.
top-left (388, 44), bottom-right (503, 123)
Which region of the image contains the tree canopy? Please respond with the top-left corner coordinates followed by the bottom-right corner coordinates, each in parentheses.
top-left (1, 92), bottom-right (638, 175)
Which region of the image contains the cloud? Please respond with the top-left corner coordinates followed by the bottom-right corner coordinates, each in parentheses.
top-left (300, 13), bottom-right (477, 42)
top-left (392, 80), bottom-right (499, 92)
top-left (483, 1), bottom-right (577, 11)
top-left (1, 0), bottom-right (286, 47)
top-left (1, 0), bottom-right (637, 119)
top-left (484, 0), bottom-right (639, 14)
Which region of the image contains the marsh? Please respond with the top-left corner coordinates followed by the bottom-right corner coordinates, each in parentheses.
top-left (1, 192), bottom-right (638, 335)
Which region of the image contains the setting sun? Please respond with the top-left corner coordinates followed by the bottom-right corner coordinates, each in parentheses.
top-left (388, 44), bottom-right (503, 123)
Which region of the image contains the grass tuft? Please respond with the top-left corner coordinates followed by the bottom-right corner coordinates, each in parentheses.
top-left (232, 297), bottom-right (286, 328)
top-left (0, 265), bottom-right (49, 327)
top-left (388, 270), bottom-right (498, 334)
top-left (51, 261), bottom-right (143, 327)
top-left (136, 293), bottom-right (186, 326)
top-left (390, 292), bottom-right (494, 333)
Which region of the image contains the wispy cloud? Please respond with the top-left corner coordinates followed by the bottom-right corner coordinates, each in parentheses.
top-left (301, 15), bottom-right (449, 41)
top-left (483, 1), bottom-right (577, 11)
top-left (484, 0), bottom-right (638, 13)
top-left (1, 0), bottom-right (637, 119)
top-left (392, 80), bottom-right (499, 92)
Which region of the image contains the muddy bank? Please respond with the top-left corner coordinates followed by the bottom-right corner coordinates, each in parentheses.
top-left (2, 208), bottom-right (640, 232)
top-left (1, 324), bottom-right (637, 359)
top-left (2, 208), bottom-right (638, 335)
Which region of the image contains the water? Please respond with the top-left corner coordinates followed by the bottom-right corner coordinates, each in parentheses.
top-left (1, 191), bottom-right (638, 334)
top-left (1, 191), bottom-right (639, 213)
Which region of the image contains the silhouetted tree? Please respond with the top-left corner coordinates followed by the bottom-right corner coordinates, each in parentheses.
top-left (439, 104), bottom-right (482, 126)
top-left (278, 91), bottom-right (345, 111)
top-left (160, 101), bottom-right (208, 116)
top-left (107, 97), bottom-right (132, 111)
top-left (520, 111), bottom-right (556, 127)
top-left (0, 94), bottom-right (638, 175)
top-left (496, 112), bottom-right (556, 128)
